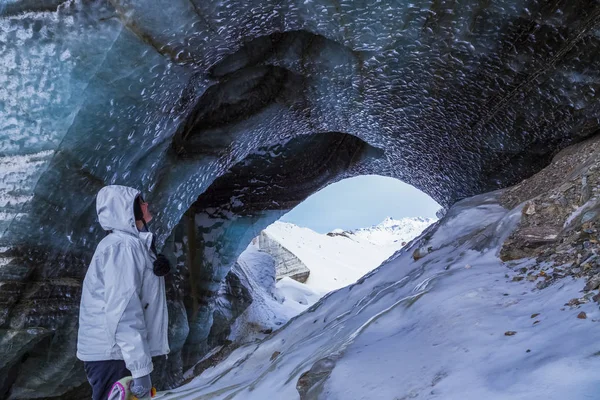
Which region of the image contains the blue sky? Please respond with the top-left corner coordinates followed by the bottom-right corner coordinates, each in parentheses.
top-left (280, 175), bottom-right (441, 233)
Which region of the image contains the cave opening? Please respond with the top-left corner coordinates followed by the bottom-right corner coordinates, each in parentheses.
top-left (159, 131), bottom-right (442, 384)
top-left (231, 174), bottom-right (440, 337)
top-left (4, 0), bottom-right (600, 398)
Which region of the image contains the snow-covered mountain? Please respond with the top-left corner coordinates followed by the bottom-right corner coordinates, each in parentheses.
top-left (349, 216), bottom-right (436, 246)
top-left (261, 217), bottom-right (435, 293)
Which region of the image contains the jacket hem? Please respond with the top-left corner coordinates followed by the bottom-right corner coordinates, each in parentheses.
top-left (77, 348), bottom-right (169, 362)
top-left (77, 351), bottom-right (123, 362)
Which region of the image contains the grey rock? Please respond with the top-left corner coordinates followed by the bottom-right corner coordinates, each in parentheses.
top-left (584, 274), bottom-right (600, 291)
top-left (582, 211), bottom-right (597, 224)
top-left (258, 231), bottom-right (311, 283)
top-left (435, 208), bottom-right (448, 219)
top-left (581, 176), bottom-right (592, 205)
top-left (536, 281), bottom-right (550, 290)
top-left (296, 357), bottom-right (337, 399)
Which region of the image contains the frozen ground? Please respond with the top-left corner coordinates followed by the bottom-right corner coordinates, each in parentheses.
top-left (159, 192), bottom-right (600, 400)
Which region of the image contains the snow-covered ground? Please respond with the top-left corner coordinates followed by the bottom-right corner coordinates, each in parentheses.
top-left (226, 217), bottom-right (435, 343)
top-left (265, 217), bottom-right (434, 293)
top-left (159, 191), bottom-right (600, 400)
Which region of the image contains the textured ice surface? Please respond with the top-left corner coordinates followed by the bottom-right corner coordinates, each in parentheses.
top-left (157, 192), bottom-right (600, 400)
top-left (2, 0), bottom-right (600, 250)
top-left (3, 0), bottom-right (600, 396)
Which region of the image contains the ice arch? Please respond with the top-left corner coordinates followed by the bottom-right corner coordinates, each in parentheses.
top-left (2, 0), bottom-right (600, 397)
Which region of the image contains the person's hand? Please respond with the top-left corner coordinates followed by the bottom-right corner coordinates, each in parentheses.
top-left (131, 374), bottom-right (152, 398)
top-left (153, 254), bottom-right (171, 276)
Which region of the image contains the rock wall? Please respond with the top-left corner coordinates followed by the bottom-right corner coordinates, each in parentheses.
top-left (258, 231), bottom-right (310, 283)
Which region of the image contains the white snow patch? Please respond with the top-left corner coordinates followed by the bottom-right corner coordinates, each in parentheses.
top-left (228, 245), bottom-right (322, 344)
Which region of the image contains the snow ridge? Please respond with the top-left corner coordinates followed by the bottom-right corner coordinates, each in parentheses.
top-left (346, 216), bottom-right (437, 246)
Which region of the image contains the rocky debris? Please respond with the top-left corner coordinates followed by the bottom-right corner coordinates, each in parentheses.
top-left (184, 342), bottom-right (241, 385)
top-left (536, 280), bottom-right (550, 290)
top-left (326, 231), bottom-right (353, 239)
top-left (500, 137), bottom-right (600, 210)
top-left (523, 202), bottom-right (536, 216)
top-left (565, 293), bottom-right (597, 307)
top-left (500, 135), bottom-right (600, 300)
top-left (413, 246), bottom-right (433, 261)
top-left (584, 274), bottom-right (600, 291)
top-left (578, 312), bottom-right (588, 319)
top-left (506, 261), bottom-right (554, 285)
top-left (296, 357), bottom-right (337, 399)
top-left (567, 298), bottom-right (585, 307)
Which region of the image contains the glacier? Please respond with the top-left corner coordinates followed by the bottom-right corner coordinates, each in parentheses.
top-left (2, 0), bottom-right (600, 397)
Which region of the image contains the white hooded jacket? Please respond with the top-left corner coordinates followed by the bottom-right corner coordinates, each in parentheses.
top-left (77, 185), bottom-right (169, 378)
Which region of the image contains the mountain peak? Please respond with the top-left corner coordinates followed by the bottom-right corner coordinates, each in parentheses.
top-left (351, 216), bottom-right (436, 246)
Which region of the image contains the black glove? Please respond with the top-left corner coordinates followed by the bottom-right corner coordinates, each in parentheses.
top-left (153, 254), bottom-right (171, 276)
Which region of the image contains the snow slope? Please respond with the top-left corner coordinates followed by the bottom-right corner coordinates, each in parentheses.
top-left (159, 192), bottom-right (600, 400)
top-left (227, 246), bottom-right (322, 343)
top-left (264, 217), bottom-right (434, 293)
top-left (229, 218), bottom-right (434, 345)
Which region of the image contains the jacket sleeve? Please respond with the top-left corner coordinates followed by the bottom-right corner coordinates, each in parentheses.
top-left (104, 243), bottom-right (153, 378)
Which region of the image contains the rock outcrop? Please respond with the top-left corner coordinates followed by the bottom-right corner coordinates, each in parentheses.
top-left (500, 135), bottom-right (600, 296)
top-left (258, 230), bottom-right (311, 283)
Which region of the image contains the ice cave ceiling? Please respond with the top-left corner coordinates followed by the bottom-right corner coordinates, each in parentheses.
top-left (1, 0), bottom-right (600, 398)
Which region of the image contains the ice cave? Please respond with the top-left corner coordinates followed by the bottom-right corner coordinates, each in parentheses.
top-left (2, 0), bottom-right (600, 398)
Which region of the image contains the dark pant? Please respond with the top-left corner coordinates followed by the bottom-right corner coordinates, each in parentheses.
top-left (84, 360), bottom-right (131, 400)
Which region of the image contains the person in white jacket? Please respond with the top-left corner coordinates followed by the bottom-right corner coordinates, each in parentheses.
top-left (77, 185), bottom-right (170, 400)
